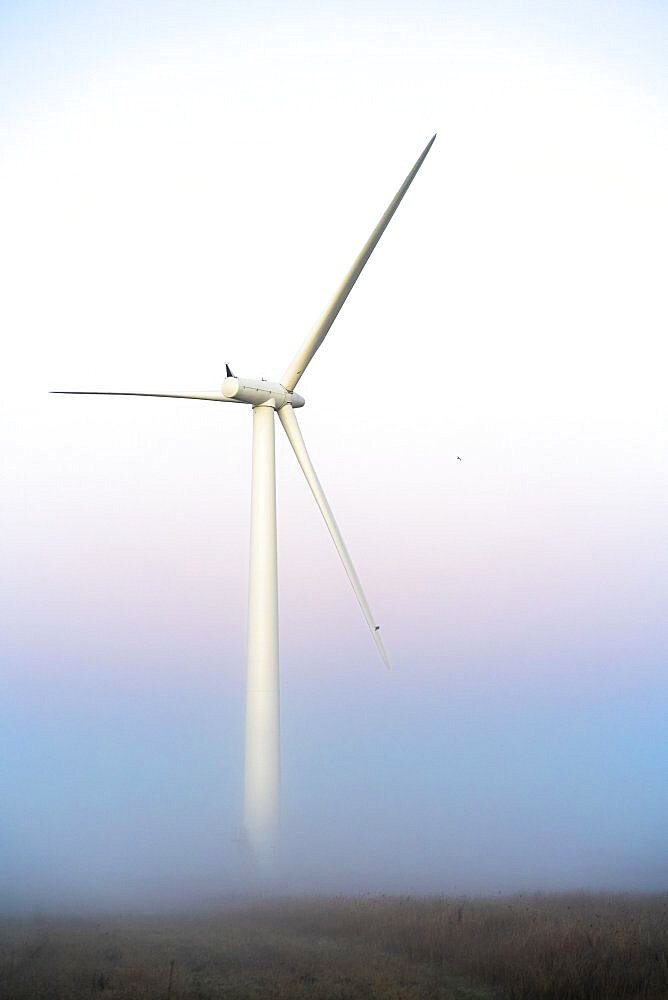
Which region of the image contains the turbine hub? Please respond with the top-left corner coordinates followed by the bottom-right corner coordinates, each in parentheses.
top-left (222, 376), bottom-right (305, 409)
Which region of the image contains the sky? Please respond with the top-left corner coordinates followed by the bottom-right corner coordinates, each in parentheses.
top-left (1, 1), bottom-right (667, 909)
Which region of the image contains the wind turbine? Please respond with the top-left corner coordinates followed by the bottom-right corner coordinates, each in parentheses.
top-left (53, 134), bottom-right (436, 870)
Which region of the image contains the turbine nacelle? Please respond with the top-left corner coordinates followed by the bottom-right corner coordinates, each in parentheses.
top-left (221, 376), bottom-right (305, 409)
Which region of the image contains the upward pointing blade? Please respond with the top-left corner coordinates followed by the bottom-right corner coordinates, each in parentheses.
top-left (281, 133), bottom-right (436, 392)
top-left (278, 403), bottom-right (389, 668)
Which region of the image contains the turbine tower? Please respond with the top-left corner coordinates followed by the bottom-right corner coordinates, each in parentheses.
top-left (53, 134), bottom-right (436, 870)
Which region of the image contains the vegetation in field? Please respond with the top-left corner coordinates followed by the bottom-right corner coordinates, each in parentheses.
top-left (0, 893), bottom-right (665, 999)
top-left (261, 893), bottom-right (668, 1000)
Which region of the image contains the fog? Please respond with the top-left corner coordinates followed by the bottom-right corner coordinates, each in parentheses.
top-left (2, 1), bottom-right (667, 912)
top-left (4, 655), bottom-right (666, 912)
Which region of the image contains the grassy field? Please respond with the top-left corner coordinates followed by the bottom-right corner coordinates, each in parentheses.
top-left (0, 893), bottom-right (666, 999)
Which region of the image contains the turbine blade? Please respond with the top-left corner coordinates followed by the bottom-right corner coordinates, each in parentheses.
top-left (281, 134), bottom-right (436, 392)
top-left (278, 403), bottom-right (389, 668)
top-left (50, 391), bottom-right (241, 403)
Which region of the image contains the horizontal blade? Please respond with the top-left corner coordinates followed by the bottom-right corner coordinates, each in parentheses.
top-left (281, 134), bottom-right (436, 392)
top-left (50, 391), bottom-right (241, 403)
top-left (278, 403), bottom-right (389, 668)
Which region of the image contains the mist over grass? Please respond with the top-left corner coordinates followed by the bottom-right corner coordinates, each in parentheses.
top-left (1, 893), bottom-right (666, 999)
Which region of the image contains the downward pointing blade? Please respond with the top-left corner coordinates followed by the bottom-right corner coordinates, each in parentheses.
top-left (281, 133), bottom-right (436, 392)
top-left (278, 403), bottom-right (389, 668)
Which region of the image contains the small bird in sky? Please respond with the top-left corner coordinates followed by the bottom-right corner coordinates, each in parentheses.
top-left (457, 456), bottom-right (462, 461)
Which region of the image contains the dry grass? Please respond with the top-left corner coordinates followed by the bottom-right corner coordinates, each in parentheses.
top-left (262, 893), bottom-right (668, 1000)
top-left (0, 909), bottom-right (492, 1000)
top-left (0, 893), bottom-right (665, 999)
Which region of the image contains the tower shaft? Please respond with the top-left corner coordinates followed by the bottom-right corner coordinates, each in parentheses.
top-left (244, 404), bottom-right (280, 868)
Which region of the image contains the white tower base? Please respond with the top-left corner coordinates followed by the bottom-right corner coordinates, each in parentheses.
top-left (244, 404), bottom-right (280, 871)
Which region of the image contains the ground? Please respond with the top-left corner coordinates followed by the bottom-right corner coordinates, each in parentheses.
top-left (1, 893), bottom-right (665, 999)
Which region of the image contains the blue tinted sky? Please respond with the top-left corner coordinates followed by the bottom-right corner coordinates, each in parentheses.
top-left (1, 1), bottom-right (666, 907)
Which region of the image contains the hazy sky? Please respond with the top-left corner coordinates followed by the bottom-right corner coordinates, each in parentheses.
top-left (2, 1), bottom-right (667, 908)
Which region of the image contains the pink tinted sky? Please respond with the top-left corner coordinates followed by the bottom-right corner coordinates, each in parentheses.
top-left (1, 0), bottom-right (667, 904)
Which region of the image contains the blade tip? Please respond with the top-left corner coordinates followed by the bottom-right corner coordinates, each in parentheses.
top-left (418, 133), bottom-right (437, 161)
top-left (374, 628), bottom-right (390, 669)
